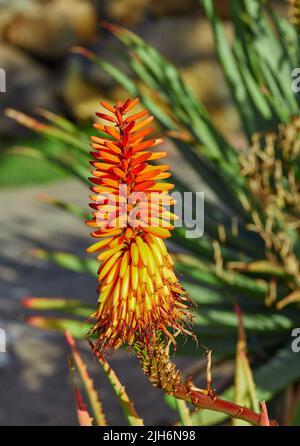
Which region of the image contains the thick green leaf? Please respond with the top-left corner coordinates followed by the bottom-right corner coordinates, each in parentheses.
top-left (164, 395), bottom-right (193, 426)
top-left (90, 342), bottom-right (144, 426)
top-left (27, 316), bottom-right (92, 339)
top-left (232, 308), bottom-right (258, 426)
top-left (23, 297), bottom-right (93, 318)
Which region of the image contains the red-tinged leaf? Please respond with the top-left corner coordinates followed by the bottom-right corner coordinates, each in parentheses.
top-left (73, 386), bottom-right (93, 426)
top-left (66, 332), bottom-right (108, 426)
top-left (68, 354), bottom-right (93, 426)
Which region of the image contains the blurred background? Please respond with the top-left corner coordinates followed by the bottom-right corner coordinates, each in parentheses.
top-left (0, 0), bottom-right (286, 426)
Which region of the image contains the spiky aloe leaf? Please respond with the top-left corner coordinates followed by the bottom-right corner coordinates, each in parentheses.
top-left (71, 383), bottom-right (93, 426)
top-left (23, 297), bottom-right (93, 318)
top-left (27, 316), bottom-right (91, 339)
top-left (194, 307), bottom-right (300, 333)
top-left (5, 109), bottom-right (89, 155)
top-left (35, 108), bottom-right (83, 134)
top-left (232, 306), bottom-right (258, 426)
top-left (174, 254), bottom-right (268, 300)
top-left (66, 332), bottom-right (107, 426)
top-left (72, 47), bottom-right (138, 98)
top-left (89, 341), bottom-right (144, 426)
top-left (164, 395), bottom-right (193, 426)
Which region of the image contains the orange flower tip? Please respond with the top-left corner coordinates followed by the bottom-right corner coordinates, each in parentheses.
top-left (86, 238), bottom-right (112, 253)
top-left (133, 180), bottom-right (156, 192)
top-left (30, 248), bottom-right (44, 258)
top-left (100, 21), bottom-right (122, 34)
top-left (22, 297), bottom-right (36, 308)
top-left (123, 97), bottom-right (140, 112)
top-left (149, 151), bottom-right (167, 160)
top-left (71, 46), bottom-right (94, 59)
top-left (90, 143), bottom-right (102, 151)
top-left (154, 138), bottom-right (163, 146)
top-left (85, 220), bottom-right (97, 228)
top-left (143, 227), bottom-right (172, 238)
top-left (100, 101), bottom-right (116, 113)
top-left (90, 135), bottom-right (106, 144)
top-left (26, 316), bottom-right (46, 328)
top-left (95, 112), bottom-right (115, 123)
top-left (93, 123), bottom-right (107, 131)
top-left (36, 192), bottom-right (53, 203)
top-left (149, 183), bottom-right (175, 192)
top-left (125, 110), bottom-right (148, 123)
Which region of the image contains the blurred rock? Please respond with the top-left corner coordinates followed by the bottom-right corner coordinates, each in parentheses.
top-left (152, 0), bottom-right (199, 17)
top-left (0, 43), bottom-right (59, 136)
top-left (0, 0), bottom-right (98, 59)
top-left (101, 0), bottom-right (230, 23)
top-left (213, 0), bottom-right (230, 19)
top-left (180, 60), bottom-right (228, 103)
top-left (134, 16), bottom-right (228, 65)
top-left (0, 0), bottom-right (235, 138)
top-left (101, 0), bottom-right (150, 26)
top-left (181, 60), bottom-right (240, 141)
top-left (60, 59), bottom-right (103, 119)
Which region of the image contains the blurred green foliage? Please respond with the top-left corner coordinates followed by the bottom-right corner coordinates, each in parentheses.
top-left (0, 139), bottom-right (68, 187)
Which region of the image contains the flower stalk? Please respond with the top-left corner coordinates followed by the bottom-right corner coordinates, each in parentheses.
top-left (134, 336), bottom-right (277, 426)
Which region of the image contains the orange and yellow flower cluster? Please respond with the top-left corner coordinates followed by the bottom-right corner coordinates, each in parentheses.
top-left (86, 98), bottom-right (192, 352)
